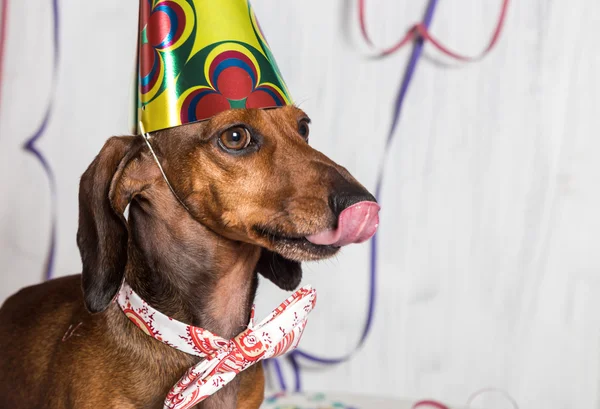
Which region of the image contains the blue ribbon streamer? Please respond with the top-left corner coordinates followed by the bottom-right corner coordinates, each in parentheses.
top-left (267, 0), bottom-right (440, 391)
top-left (22, 0), bottom-right (60, 281)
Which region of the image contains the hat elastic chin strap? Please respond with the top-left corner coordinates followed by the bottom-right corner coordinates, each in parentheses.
top-left (138, 121), bottom-right (191, 213)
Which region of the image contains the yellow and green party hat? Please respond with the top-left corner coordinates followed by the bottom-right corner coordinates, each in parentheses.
top-left (135, 0), bottom-right (293, 133)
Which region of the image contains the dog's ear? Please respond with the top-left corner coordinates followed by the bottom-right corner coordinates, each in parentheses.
top-left (255, 249), bottom-right (303, 291)
top-left (77, 136), bottom-right (145, 313)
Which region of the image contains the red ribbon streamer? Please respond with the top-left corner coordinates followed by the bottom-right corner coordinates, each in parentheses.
top-left (411, 387), bottom-right (520, 409)
top-left (412, 400), bottom-right (451, 409)
top-left (359, 0), bottom-right (510, 61)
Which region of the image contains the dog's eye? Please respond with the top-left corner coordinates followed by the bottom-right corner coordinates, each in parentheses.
top-left (219, 127), bottom-right (251, 151)
top-left (298, 119), bottom-right (310, 140)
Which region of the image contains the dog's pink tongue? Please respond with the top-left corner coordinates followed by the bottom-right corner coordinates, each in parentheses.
top-left (306, 201), bottom-right (380, 247)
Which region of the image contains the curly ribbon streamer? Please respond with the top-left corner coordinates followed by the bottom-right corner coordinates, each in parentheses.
top-left (466, 387), bottom-right (520, 409)
top-left (411, 387), bottom-right (520, 409)
top-left (22, 0), bottom-right (60, 281)
top-left (266, 0), bottom-right (438, 390)
top-left (267, 0), bottom-right (509, 392)
top-left (359, 0), bottom-right (510, 61)
top-left (412, 400), bottom-right (451, 409)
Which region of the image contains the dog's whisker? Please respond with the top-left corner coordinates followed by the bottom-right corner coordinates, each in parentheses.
top-left (293, 98), bottom-right (310, 108)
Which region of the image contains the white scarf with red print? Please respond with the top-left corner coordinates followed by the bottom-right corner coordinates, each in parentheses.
top-left (117, 282), bottom-right (317, 409)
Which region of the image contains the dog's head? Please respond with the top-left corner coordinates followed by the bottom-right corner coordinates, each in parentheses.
top-left (77, 106), bottom-right (379, 313)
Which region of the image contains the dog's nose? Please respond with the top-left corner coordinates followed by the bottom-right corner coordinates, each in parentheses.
top-left (305, 180), bottom-right (378, 247)
top-left (305, 167), bottom-right (379, 247)
top-left (328, 183), bottom-right (377, 219)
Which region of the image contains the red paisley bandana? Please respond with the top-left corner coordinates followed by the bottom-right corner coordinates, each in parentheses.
top-left (117, 282), bottom-right (317, 409)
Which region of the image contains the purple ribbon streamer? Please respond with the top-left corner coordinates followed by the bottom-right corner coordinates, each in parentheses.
top-left (22, 0), bottom-right (60, 281)
top-left (268, 0), bottom-right (440, 391)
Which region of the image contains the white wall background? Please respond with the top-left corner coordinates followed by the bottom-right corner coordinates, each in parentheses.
top-left (1, 1), bottom-right (600, 408)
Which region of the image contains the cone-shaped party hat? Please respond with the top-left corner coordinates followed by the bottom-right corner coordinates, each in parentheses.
top-left (135, 0), bottom-right (293, 133)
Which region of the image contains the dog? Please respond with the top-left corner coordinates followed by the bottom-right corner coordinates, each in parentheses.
top-left (0, 105), bottom-right (379, 409)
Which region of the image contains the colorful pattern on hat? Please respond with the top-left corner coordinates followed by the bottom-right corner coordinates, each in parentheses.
top-left (136, 0), bottom-right (292, 133)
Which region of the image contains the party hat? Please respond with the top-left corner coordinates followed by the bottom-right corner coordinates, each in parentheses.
top-left (135, 0), bottom-right (293, 133)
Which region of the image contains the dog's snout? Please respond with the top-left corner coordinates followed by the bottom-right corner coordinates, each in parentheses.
top-left (328, 177), bottom-right (377, 218)
top-left (322, 165), bottom-right (377, 218)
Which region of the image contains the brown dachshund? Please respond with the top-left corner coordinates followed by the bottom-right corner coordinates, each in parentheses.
top-left (0, 106), bottom-right (379, 409)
